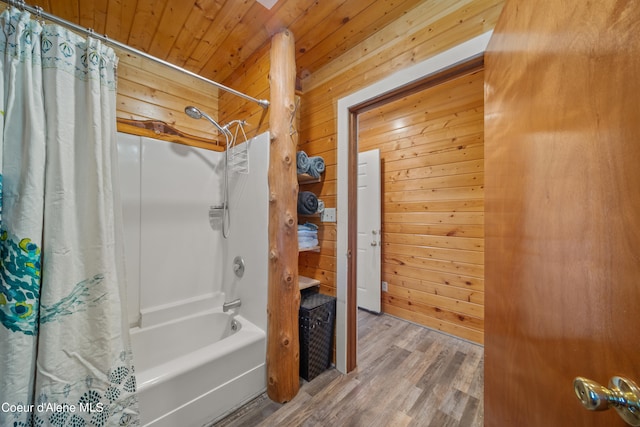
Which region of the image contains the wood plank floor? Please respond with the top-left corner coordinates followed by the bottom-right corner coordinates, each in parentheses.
top-left (213, 310), bottom-right (484, 427)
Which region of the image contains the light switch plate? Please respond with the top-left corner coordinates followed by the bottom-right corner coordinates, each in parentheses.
top-left (321, 207), bottom-right (336, 222)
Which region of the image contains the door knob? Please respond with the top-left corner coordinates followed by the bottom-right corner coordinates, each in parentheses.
top-left (371, 230), bottom-right (382, 246)
top-left (573, 376), bottom-right (640, 426)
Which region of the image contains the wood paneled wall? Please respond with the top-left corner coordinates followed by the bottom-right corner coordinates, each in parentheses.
top-left (115, 47), bottom-right (221, 143)
top-left (0, 3), bottom-right (222, 144)
top-left (222, 0), bottom-right (502, 344)
top-left (358, 69), bottom-right (485, 344)
top-left (299, 0), bottom-right (503, 342)
top-left (295, 0), bottom-right (501, 344)
top-left (219, 42), bottom-right (272, 139)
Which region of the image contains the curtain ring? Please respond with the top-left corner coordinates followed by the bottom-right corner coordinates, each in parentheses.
top-left (34, 5), bottom-right (45, 25)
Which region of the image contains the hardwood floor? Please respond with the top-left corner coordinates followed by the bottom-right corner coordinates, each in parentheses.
top-left (213, 310), bottom-right (484, 426)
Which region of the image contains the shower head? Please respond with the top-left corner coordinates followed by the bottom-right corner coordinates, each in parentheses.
top-left (184, 105), bottom-right (227, 136)
top-left (184, 106), bottom-right (203, 120)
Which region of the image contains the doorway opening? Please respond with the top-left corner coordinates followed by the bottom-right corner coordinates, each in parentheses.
top-left (335, 33), bottom-right (492, 373)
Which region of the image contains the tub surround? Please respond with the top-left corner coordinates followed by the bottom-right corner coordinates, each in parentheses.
top-left (117, 131), bottom-right (270, 426)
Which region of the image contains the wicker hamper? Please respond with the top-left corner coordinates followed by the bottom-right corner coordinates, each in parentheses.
top-left (299, 293), bottom-right (336, 381)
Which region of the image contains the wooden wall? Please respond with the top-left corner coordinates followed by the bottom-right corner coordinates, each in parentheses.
top-left (219, 42), bottom-right (272, 139)
top-left (299, 0), bottom-right (499, 300)
top-left (0, 3), bottom-right (222, 145)
top-left (358, 69), bottom-right (485, 344)
top-left (222, 0), bottom-right (503, 344)
top-left (296, 0), bottom-right (501, 344)
top-left (115, 47), bottom-right (221, 143)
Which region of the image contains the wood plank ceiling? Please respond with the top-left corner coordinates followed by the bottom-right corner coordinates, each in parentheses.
top-left (28, 0), bottom-right (426, 85)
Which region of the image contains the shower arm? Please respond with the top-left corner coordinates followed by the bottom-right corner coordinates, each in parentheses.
top-left (190, 108), bottom-right (226, 135)
top-left (184, 105), bottom-right (237, 148)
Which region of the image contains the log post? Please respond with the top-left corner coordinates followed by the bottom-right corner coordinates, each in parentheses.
top-left (267, 29), bottom-right (300, 403)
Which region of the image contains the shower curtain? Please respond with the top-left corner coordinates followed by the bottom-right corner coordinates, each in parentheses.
top-left (0, 7), bottom-right (138, 427)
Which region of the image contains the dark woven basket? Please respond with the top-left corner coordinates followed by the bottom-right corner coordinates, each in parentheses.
top-left (299, 293), bottom-right (336, 381)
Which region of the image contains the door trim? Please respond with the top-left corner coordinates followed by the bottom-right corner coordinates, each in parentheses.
top-left (335, 31), bottom-right (492, 373)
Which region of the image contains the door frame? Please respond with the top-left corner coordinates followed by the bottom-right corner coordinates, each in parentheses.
top-left (335, 31), bottom-right (493, 373)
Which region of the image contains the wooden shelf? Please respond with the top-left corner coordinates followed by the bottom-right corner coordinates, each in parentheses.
top-left (299, 275), bottom-right (321, 290)
top-left (117, 118), bottom-right (224, 152)
top-left (297, 173), bottom-right (321, 184)
top-left (298, 169), bottom-right (320, 293)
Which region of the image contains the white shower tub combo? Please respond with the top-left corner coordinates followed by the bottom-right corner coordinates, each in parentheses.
top-left (117, 131), bottom-right (270, 426)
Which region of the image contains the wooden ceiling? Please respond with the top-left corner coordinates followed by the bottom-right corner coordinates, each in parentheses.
top-left (27, 0), bottom-right (426, 84)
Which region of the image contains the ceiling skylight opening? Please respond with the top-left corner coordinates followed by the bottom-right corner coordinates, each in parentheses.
top-left (257, 0), bottom-right (278, 10)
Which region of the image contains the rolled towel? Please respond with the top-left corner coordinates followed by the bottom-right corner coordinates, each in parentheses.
top-left (307, 156), bottom-right (325, 178)
top-left (297, 191), bottom-right (319, 215)
top-left (316, 199), bottom-right (325, 214)
top-left (296, 151), bottom-right (310, 175)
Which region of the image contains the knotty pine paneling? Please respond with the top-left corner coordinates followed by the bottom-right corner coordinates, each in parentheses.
top-left (298, 1), bottom-right (500, 320)
top-left (294, 0), bottom-right (426, 77)
top-left (301, 0), bottom-right (502, 94)
top-left (29, 0), bottom-right (434, 96)
top-left (115, 47), bottom-right (221, 143)
top-left (0, 3), bottom-right (223, 143)
top-left (359, 69), bottom-right (485, 344)
top-left (221, 0), bottom-right (502, 344)
top-left (219, 42), bottom-right (272, 138)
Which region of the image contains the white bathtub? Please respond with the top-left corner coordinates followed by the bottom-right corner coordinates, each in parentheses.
top-left (130, 309), bottom-right (266, 426)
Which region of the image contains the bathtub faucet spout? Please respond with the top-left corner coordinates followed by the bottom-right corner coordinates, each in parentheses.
top-left (223, 298), bottom-right (242, 312)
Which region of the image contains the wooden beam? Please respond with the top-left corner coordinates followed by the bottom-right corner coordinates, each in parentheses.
top-left (267, 29), bottom-right (300, 403)
top-left (116, 118), bottom-right (224, 151)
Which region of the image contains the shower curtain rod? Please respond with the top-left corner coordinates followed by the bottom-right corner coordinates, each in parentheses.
top-left (2, 0), bottom-right (270, 110)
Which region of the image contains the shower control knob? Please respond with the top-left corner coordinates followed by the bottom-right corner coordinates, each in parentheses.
top-left (233, 256), bottom-right (245, 278)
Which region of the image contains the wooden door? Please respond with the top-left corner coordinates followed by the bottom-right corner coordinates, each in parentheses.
top-left (357, 149), bottom-right (381, 313)
top-left (484, 1), bottom-right (640, 426)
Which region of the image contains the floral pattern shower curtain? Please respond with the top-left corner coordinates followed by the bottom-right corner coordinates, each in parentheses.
top-left (0, 7), bottom-right (138, 426)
